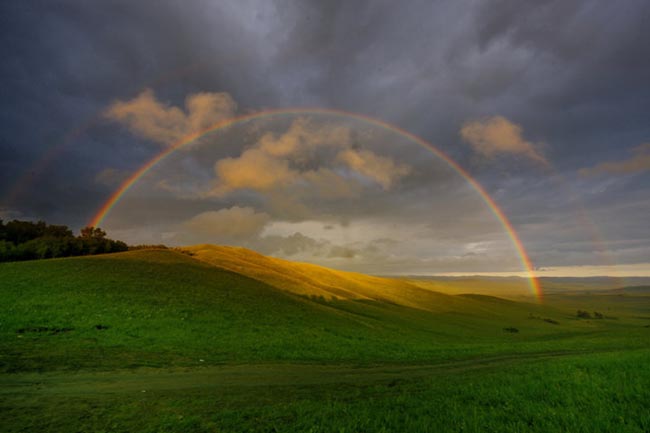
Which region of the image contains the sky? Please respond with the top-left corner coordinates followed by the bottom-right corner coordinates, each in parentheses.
top-left (1, 0), bottom-right (649, 276)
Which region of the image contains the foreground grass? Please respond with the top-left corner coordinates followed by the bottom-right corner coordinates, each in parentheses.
top-left (1, 249), bottom-right (649, 431)
top-left (2, 349), bottom-right (648, 432)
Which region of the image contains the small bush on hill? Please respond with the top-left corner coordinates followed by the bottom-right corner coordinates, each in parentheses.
top-left (577, 310), bottom-right (592, 319)
top-left (129, 244), bottom-right (169, 251)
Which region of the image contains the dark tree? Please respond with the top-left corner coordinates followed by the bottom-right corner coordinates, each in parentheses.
top-left (43, 224), bottom-right (74, 238)
top-left (0, 220), bottom-right (128, 262)
top-left (80, 226), bottom-right (107, 240)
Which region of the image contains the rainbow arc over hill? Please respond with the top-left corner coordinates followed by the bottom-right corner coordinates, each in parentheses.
top-left (89, 108), bottom-right (543, 301)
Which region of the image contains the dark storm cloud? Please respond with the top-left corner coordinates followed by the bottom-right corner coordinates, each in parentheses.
top-left (272, 0), bottom-right (650, 148)
top-left (0, 0), bottom-right (281, 226)
top-left (1, 0), bottom-right (649, 270)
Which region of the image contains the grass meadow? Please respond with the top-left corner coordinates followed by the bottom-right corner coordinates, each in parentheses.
top-left (1, 249), bottom-right (648, 432)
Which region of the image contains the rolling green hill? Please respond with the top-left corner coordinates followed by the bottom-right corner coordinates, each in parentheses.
top-left (2, 247), bottom-right (644, 373)
top-left (1, 247), bottom-right (649, 432)
top-left (2, 247), bottom-right (648, 370)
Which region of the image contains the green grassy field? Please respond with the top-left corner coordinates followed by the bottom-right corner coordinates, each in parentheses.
top-left (1, 249), bottom-right (649, 432)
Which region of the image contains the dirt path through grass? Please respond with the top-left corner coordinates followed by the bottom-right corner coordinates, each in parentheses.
top-left (0, 349), bottom-right (607, 397)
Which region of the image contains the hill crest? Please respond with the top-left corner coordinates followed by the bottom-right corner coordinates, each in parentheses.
top-left (179, 244), bottom-right (464, 311)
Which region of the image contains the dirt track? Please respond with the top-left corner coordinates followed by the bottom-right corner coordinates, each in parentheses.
top-left (0, 349), bottom-right (603, 396)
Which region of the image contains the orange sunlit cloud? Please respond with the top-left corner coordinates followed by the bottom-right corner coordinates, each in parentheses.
top-left (104, 89), bottom-right (237, 145)
top-left (460, 116), bottom-right (548, 165)
top-left (579, 143), bottom-right (650, 176)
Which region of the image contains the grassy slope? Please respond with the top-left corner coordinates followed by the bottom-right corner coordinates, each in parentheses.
top-left (2, 248), bottom-right (645, 372)
top-left (182, 244), bottom-right (465, 310)
top-left (1, 248), bottom-right (649, 432)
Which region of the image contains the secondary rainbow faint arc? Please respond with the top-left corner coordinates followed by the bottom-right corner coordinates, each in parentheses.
top-left (89, 108), bottom-right (543, 301)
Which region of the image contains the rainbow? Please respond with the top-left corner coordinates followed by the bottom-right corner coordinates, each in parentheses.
top-left (89, 108), bottom-right (543, 301)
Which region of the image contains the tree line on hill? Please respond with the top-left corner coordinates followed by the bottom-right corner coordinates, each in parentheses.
top-left (0, 219), bottom-right (128, 262)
